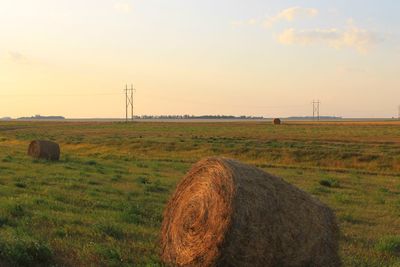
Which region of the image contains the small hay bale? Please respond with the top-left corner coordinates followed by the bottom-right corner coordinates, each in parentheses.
top-left (273, 118), bottom-right (281, 125)
top-left (28, 140), bottom-right (60, 161)
top-left (161, 158), bottom-right (340, 267)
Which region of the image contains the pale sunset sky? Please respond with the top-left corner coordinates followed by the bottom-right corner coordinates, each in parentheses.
top-left (0, 1), bottom-right (399, 118)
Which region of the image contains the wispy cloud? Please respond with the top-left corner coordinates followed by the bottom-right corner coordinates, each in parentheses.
top-left (277, 22), bottom-right (381, 53)
top-left (231, 9), bottom-right (381, 54)
top-left (114, 2), bottom-right (133, 14)
top-left (7, 51), bottom-right (29, 64)
top-left (232, 7), bottom-right (318, 29)
top-left (264, 7), bottom-right (318, 28)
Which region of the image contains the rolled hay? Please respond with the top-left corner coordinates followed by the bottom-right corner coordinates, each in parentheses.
top-left (273, 118), bottom-right (281, 125)
top-left (161, 158), bottom-right (340, 267)
top-left (28, 140), bottom-right (60, 161)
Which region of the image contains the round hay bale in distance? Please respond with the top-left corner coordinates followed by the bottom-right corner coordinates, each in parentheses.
top-left (273, 118), bottom-right (281, 125)
top-left (161, 158), bottom-right (340, 267)
top-left (28, 140), bottom-right (60, 161)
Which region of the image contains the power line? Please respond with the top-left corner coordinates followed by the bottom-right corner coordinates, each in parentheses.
top-left (139, 92), bottom-right (309, 110)
top-left (0, 92), bottom-right (120, 97)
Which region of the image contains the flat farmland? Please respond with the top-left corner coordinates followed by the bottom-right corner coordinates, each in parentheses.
top-left (0, 120), bottom-right (399, 266)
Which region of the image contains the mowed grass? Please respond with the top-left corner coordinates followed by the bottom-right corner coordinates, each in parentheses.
top-left (0, 120), bottom-right (399, 266)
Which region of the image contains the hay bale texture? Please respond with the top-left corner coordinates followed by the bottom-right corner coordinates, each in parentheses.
top-left (161, 158), bottom-right (340, 267)
top-left (28, 140), bottom-right (60, 161)
top-left (273, 118), bottom-right (281, 125)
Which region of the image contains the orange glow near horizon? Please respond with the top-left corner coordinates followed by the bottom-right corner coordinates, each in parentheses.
top-left (1, 1), bottom-right (399, 118)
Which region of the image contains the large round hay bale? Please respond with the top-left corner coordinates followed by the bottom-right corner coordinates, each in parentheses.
top-left (273, 118), bottom-right (281, 125)
top-left (28, 140), bottom-right (60, 161)
top-left (161, 158), bottom-right (340, 267)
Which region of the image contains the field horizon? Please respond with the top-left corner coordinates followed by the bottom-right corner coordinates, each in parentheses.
top-left (2, 118), bottom-right (400, 123)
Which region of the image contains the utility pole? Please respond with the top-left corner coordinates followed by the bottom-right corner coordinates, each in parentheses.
top-left (398, 105), bottom-right (400, 120)
top-left (124, 84), bottom-right (135, 122)
top-left (312, 100), bottom-right (320, 121)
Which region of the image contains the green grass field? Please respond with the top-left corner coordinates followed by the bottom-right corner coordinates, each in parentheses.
top-left (0, 120), bottom-right (399, 266)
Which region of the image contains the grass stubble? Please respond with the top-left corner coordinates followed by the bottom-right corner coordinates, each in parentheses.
top-left (0, 120), bottom-right (399, 266)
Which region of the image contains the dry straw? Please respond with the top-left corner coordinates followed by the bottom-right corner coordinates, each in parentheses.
top-left (273, 118), bottom-right (281, 125)
top-left (28, 140), bottom-right (60, 161)
top-left (161, 158), bottom-right (340, 267)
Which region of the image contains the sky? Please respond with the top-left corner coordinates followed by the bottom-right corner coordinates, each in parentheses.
top-left (0, 0), bottom-right (399, 118)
